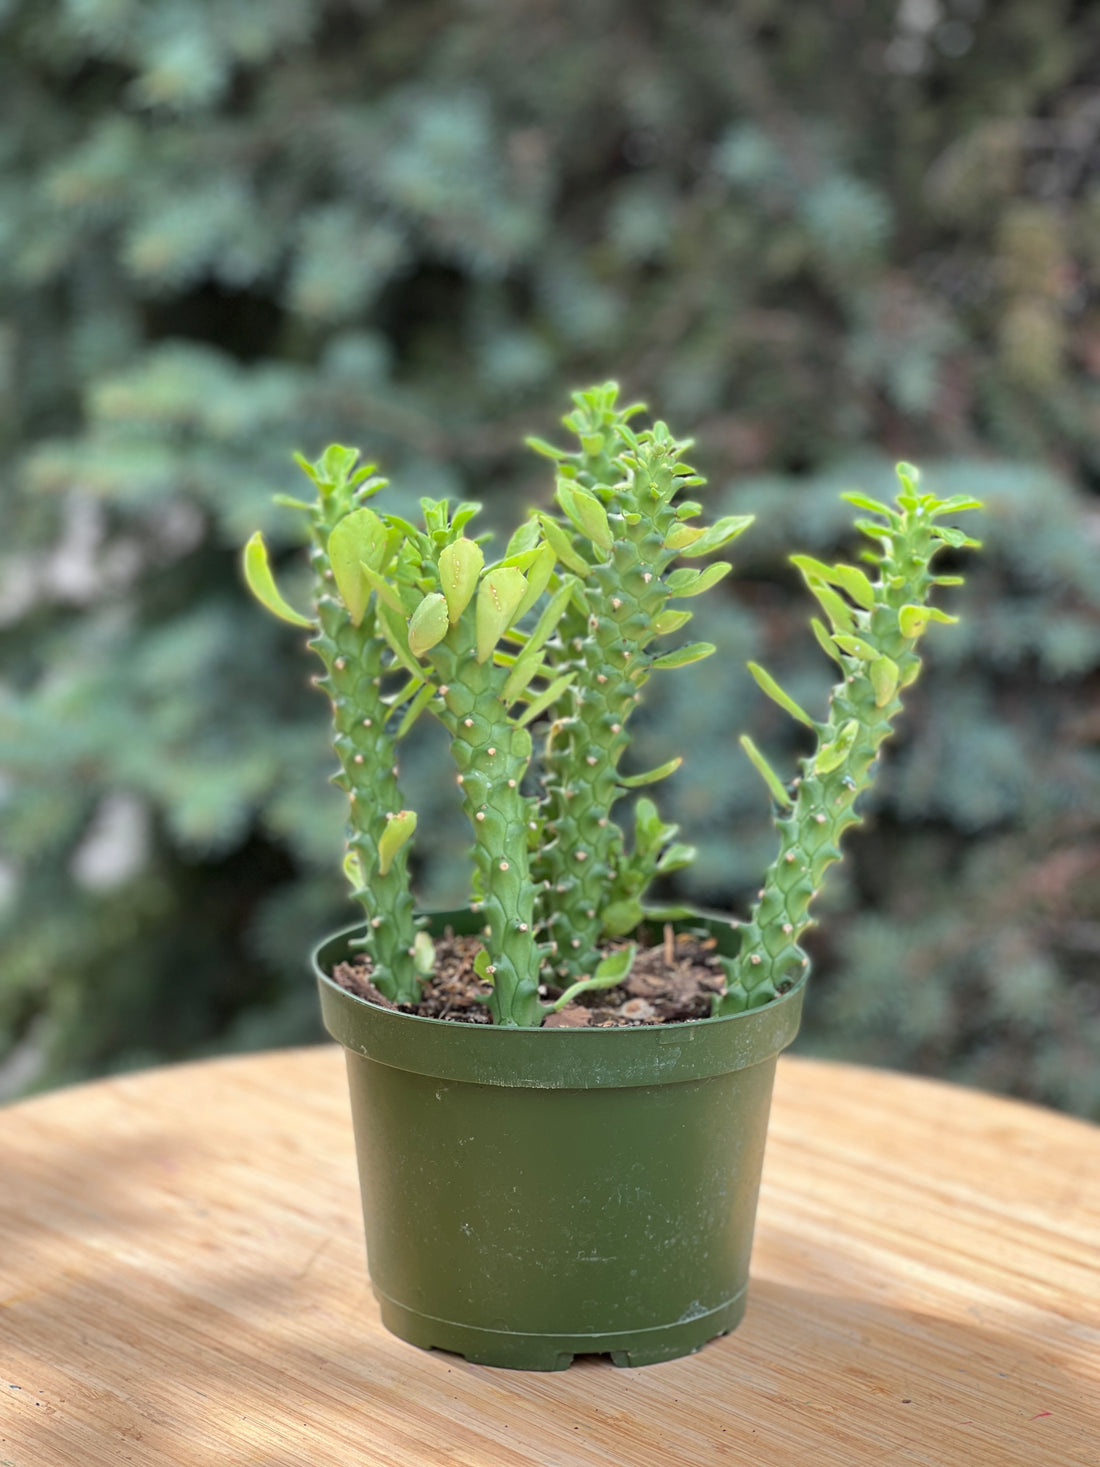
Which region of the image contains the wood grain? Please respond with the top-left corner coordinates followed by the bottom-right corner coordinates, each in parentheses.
top-left (1, 1049), bottom-right (1098, 1466)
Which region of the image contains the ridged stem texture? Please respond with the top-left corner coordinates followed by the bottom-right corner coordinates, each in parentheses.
top-left (421, 623), bottom-right (543, 1026)
top-left (305, 471), bottom-right (419, 1003)
top-left (535, 427), bottom-right (708, 979)
top-left (715, 473), bottom-right (978, 1015)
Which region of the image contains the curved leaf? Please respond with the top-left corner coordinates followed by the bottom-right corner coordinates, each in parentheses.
top-left (665, 561), bottom-right (732, 598)
top-left (746, 662), bottom-right (814, 727)
top-left (328, 507), bottom-right (388, 625)
top-left (476, 566), bottom-right (528, 663)
top-left (739, 734), bottom-right (792, 808)
top-left (618, 756), bottom-right (682, 789)
top-left (377, 809), bottom-right (417, 876)
top-left (669, 514), bottom-right (754, 558)
top-left (437, 537), bottom-right (484, 624)
top-left (650, 641), bottom-right (716, 671)
top-left (242, 533), bottom-right (313, 628)
top-left (407, 592), bottom-right (450, 657)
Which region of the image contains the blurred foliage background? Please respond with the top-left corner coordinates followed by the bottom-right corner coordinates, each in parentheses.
top-left (1, 0), bottom-right (1097, 1113)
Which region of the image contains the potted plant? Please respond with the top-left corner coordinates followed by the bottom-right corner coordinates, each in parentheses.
top-left (244, 383), bottom-right (979, 1370)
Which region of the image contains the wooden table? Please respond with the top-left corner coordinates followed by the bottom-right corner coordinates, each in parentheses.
top-left (2, 1049), bottom-right (1098, 1466)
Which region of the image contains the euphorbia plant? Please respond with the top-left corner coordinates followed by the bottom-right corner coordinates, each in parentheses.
top-left (245, 384), bottom-right (979, 1027)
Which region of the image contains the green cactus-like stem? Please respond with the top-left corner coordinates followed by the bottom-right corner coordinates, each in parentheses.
top-left (420, 623), bottom-right (544, 1027)
top-left (299, 452), bottom-right (420, 1003)
top-left (310, 566), bottom-right (419, 1002)
top-left (535, 432), bottom-right (710, 978)
top-left (715, 475), bottom-right (979, 1015)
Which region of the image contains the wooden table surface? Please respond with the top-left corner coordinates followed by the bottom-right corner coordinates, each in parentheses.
top-left (2, 1048), bottom-right (1098, 1467)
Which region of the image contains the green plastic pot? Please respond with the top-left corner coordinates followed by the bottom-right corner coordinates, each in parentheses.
top-left (315, 909), bottom-right (805, 1371)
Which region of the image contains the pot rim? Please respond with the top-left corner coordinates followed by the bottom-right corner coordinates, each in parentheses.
top-left (315, 908), bottom-right (807, 1089)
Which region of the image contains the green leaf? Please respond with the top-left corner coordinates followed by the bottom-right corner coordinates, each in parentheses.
top-left (502, 647), bottom-right (546, 703)
top-left (932, 526), bottom-right (982, 550)
top-left (450, 501), bottom-right (481, 535)
top-left (516, 671), bottom-right (575, 727)
top-left (328, 520), bottom-right (373, 624)
top-left (360, 563), bottom-right (409, 617)
top-left (556, 479), bottom-right (613, 552)
top-left (650, 641), bottom-right (716, 671)
top-left (488, 545), bottom-right (545, 573)
top-left (652, 608), bottom-right (693, 636)
top-left (898, 603), bottom-right (959, 638)
top-left (321, 444), bottom-right (361, 487)
top-left (810, 618), bottom-right (844, 663)
top-left (665, 561), bottom-right (732, 598)
top-left (505, 517), bottom-right (542, 556)
top-left (841, 491), bottom-right (894, 518)
top-left (407, 592), bottom-right (450, 657)
top-left (929, 496), bottom-right (983, 516)
top-left (790, 555), bottom-right (875, 611)
top-left (377, 809), bottom-right (417, 876)
top-left (633, 798), bottom-right (670, 853)
top-left (815, 719), bottom-right (860, 775)
top-left (853, 518), bottom-right (893, 544)
top-left (342, 850), bottom-right (363, 890)
top-left (656, 842), bottom-right (696, 873)
top-left (898, 604), bottom-right (928, 638)
top-left (242, 533), bottom-right (314, 627)
top-left (895, 461), bottom-right (921, 498)
top-left (536, 512), bottom-right (591, 575)
top-left (513, 541), bottom-right (556, 621)
top-left (329, 505), bottom-right (390, 615)
top-left (476, 566), bottom-right (528, 663)
top-left (395, 681), bottom-right (436, 737)
top-left (664, 522), bottom-right (707, 551)
top-left (473, 948), bottom-right (494, 985)
top-left (792, 568), bottom-right (854, 632)
top-left (618, 756), bottom-right (682, 789)
top-left (601, 899), bottom-right (644, 938)
top-left (413, 931), bottom-right (436, 978)
top-left (376, 600), bottom-right (424, 678)
top-left (828, 563), bottom-right (876, 611)
top-left (870, 655), bottom-right (899, 707)
top-left (526, 577), bottom-right (576, 657)
top-left (384, 674), bottom-right (423, 708)
top-left (832, 633), bottom-right (879, 661)
top-left (668, 514), bottom-right (754, 558)
top-left (437, 537), bottom-right (484, 624)
top-left (739, 734), bottom-right (792, 808)
top-left (746, 662), bottom-right (815, 727)
top-left (525, 435), bottom-right (568, 463)
top-left (551, 943), bottom-right (637, 1012)
top-left (293, 451), bottom-right (322, 488)
top-left (594, 943), bottom-right (637, 983)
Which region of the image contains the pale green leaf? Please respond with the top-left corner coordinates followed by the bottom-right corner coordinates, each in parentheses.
top-left (242, 532), bottom-right (313, 627)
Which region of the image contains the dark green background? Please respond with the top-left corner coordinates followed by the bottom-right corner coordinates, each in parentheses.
top-left (1, 0), bottom-right (1097, 1113)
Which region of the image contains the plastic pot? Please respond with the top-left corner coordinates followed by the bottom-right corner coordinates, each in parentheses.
top-left (315, 909), bottom-right (805, 1371)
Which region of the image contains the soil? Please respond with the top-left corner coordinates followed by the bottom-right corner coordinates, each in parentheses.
top-left (331, 924), bottom-right (728, 1027)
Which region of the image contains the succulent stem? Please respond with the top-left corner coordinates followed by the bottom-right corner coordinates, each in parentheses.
top-left (418, 620), bottom-right (544, 1026)
top-left (535, 407), bottom-right (748, 979)
top-left (715, 465), bottom-right (980, 1015)
top-left (249, 447), bottom-right (422, 1002)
